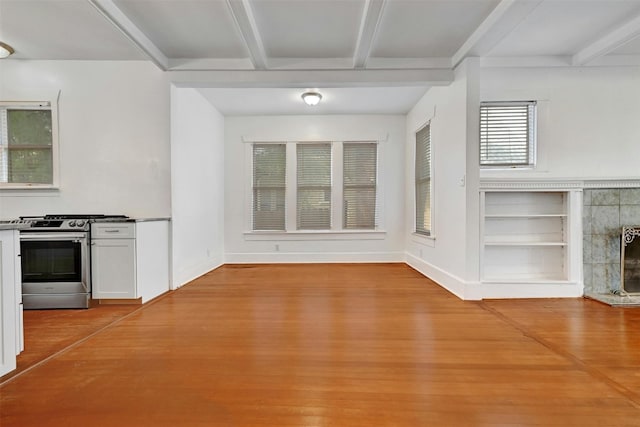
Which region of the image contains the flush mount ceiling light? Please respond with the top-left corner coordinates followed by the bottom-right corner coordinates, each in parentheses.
top-left (301, 91), bottom-right (322, 106)
top-left (0, 42), bottom-right (14, 58)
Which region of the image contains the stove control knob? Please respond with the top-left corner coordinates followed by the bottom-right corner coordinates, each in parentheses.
top-left (76, 220), bottom-right (85, 227)
top-left (69, 220), bottom-right (76, 227)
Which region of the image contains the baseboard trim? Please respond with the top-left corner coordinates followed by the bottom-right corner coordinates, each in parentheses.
top-left (482, 282), bottom-right (583, 299)
top-left (172, 256), bottom-right (224, 289)
top-left (405, 253), bottom-right (482, 300)
top-left (224, 252), bottom-right (405, 264)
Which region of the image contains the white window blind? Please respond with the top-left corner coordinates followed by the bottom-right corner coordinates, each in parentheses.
top-left (415, 123), bottom-right (431, 236)
top-left (0, 103), bottom-right (53, 185)
top-left (480, 101), bottom-right (536, 167)
top-left (343, 142), bottom-right (377, 229)
top-left (252, 144), bottom-right (286, 230)
top-left (297, 143), bottom-right (331, 230)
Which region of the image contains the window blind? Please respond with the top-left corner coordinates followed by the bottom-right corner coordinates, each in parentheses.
top-left (415, 123), bottom-right (431, 236)
top-left (480, 101), bottom-right (536, 167)
top-left (297, 143), bottom-right (331, 230)
top-left (343, 142), bottom-right (377, 229)
top-left (0, 105), bottom-right (53, 184)
top-left (252, 144), bottom-right (286, 230)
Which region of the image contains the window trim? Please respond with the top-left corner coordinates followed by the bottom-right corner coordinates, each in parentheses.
top-left (0, 100), bottom-right (60, 190)
top-left (479, 100), bottom-right (537, 169)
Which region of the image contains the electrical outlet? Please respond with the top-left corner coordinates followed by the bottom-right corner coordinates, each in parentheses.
top-left (275, 244), bottom-right (280, 252)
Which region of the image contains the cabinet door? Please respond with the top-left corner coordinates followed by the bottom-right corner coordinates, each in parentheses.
top-left (0, 230), bottom-right (18, 376)
top-left (91, 239), bottom-right (136, 299)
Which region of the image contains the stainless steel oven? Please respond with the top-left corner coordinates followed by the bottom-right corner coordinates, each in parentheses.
top-left (19, 214), bottom-right (129, 309)
top-left (21, 230), bottom-right (90, 309)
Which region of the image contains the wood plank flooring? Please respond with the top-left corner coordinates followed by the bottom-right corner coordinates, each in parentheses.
top-left (0, 304), bottom-right (139, 383)
top-left (1, 263), bottom-right (639, 426)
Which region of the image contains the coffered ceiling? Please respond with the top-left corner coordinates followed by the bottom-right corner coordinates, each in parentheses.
top-left (2, 0), bottom-right (640, 114)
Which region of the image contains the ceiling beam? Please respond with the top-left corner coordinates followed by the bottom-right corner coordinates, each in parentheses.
top-left (452, 0), bottom-right (543, 68)
top-left (225, 0), bottom-right (268, 70)
top-left (353, 0), bottom-right (387, 69)
top-left (168, 68), bottom-right (453, 88)
top-left (572, 13), bottom-right (640, 66)
top-left (87, 0), bottom-right (169, 70)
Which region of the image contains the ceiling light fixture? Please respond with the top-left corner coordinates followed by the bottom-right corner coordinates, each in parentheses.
top-left (0, 42), bottom-right (14, 58)
top-left (301, 91), bottom-right (322, 106)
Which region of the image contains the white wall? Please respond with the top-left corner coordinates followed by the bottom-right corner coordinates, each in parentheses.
top-left (170, 87), bottom-right (225, 287)
top-left (480, 66), bottom-right (640, 179)
top-left (405, 62), bottom-right (481, 299)
top-left (0, 61), bottom-right (171, 219)
top-left (224, 115), bottom-right (406, 262)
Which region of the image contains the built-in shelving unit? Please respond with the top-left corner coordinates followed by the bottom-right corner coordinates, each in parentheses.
top-left (480, 187), bottom-right (582, 298)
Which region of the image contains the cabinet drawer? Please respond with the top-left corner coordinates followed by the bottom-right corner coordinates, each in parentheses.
top-left (91, 223), bottom-right (135, 239)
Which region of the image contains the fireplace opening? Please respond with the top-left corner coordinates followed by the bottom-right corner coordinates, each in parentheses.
top-left (621, 226), bottom-right (640, 294)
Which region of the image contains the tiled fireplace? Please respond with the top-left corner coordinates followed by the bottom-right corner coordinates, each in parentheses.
top-left (583, 188), bottom-right (640, 304)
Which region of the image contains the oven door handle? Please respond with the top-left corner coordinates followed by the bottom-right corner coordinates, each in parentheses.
top-left (20, 233), bottom-right (88, 241)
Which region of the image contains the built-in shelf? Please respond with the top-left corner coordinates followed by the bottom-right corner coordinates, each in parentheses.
top-left (480, 190), bottom-right (581, 294)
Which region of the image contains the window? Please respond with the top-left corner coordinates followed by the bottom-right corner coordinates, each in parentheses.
top-left (480, 101), bottom-right (536, 167)
top-left (0, 101), bottom-right (56, 187)
top-left (252, 144), bottom-right (286, 230)
top-left (343, 143), bottom-right (377, 229)
top-left (415, 123), bottom-right (431, 236)
top-left (249, 140), bottom-right (381, 234)
top-left (296, 143), bottom-right (332, 230)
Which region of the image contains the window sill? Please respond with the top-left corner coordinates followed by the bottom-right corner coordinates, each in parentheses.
top-left (0, 185), bottom-right (59, 192)
top-left (244, 230), bottom-right (387, 241)
top-left (411, 233), bottom-right (436, 247)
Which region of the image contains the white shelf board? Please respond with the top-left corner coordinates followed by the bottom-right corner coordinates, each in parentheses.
top-left (484, 214), bottom-right (567, 219)
top-left (484, 241), bottom-right (567, 247)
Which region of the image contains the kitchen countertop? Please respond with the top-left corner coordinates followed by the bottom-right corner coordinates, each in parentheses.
top-left (0, 223), bottom-right (32, 231)
top-left (92, 217), bottom-right (171, 223)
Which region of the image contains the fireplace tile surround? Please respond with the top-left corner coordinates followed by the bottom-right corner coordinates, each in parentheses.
top-left (583, 188), bottom-right (640, 305)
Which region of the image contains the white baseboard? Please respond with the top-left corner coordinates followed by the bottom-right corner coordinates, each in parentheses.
top-left (174, 252), bottom-right (583, 300)
top-left (406, 252), bottom-right (583, 300)
top-left (405, 253), bottom-right (482, 300)
top-left (481, 281), bottom-right (583, 299)
top-left (172, 256), bottom-right (224, 289)
top-left (224, 251), bottom-right (405, 264)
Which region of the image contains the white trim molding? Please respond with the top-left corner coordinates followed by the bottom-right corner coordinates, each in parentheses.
top-left (244, 230), bottom-right (386, 241)
top-left (482, 281), bottom-right (583, 299)
top-left (405, 253), bottom-right (482, 300)
top-left (480, 179), bottom-right (583, 190)
top-left (481, 178), bottom-right (640, 191)
top-left (583, 179), bottom-right (640, 189)
top-left (172, 257), bottom-right (224, 290)
top-left (225, 251), bottom-right (405, 264)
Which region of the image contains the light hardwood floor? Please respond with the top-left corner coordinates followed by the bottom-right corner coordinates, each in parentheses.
top-left (1, 263), bottom-right (639, 426)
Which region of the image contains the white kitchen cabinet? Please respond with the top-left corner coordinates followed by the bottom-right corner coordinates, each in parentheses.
top-left (480, 189), bottom-right (582, 298)
top-left (91, 220), bottom-right (170, 303)
top-left (0, 228), bottom-right (23, 377)
top-left (91, 237), bottom-right (136, 299)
